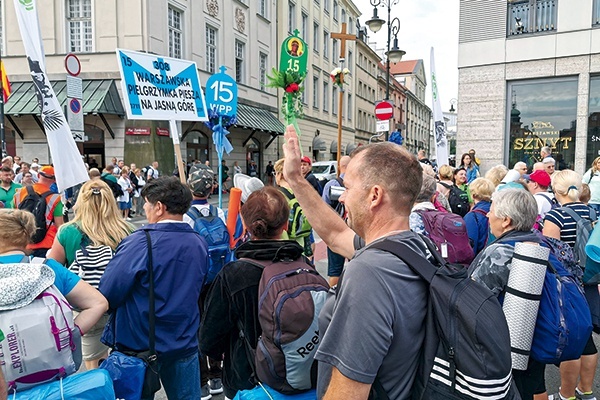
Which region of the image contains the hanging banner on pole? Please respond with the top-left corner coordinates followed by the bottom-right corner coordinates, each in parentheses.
top-left (205, 66), bottom-right (238, 208)
top-left (430, 47), bottom-right (449, 167)
top-left (13, 0), bottom-right (88, 192)
top-left (116, 49), bottom-right (208, 121)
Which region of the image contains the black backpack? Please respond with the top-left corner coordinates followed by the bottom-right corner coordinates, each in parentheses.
top-left (100, 176), bottom-right (124, 199)
top-left (370, 238), bottom-right (517, 400)
top-left (439, 182), bottom-right (470, 217)
top-left (18, 186), bottom-right (53, 244)
top-left (329, 177), bottom-right (344, 215)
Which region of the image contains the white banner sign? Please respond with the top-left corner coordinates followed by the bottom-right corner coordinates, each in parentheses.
top-left (116, 49), bottom-right (208, 121)
top-left (430, 47), bottom-right (449, 167)
top-left (13, 0), bottom-right (88, 192)
top-left (376, 120), bottom-right (390, 132)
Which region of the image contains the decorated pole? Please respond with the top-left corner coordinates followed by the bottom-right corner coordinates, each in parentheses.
top-left (269, 30), bottom-right (308, 150)
top-left (169, 120), bottom-right (186, 184)
top-left (331, 23), bottom-right (356, 177)
top-left (205, 66), bottom-right (237, 209)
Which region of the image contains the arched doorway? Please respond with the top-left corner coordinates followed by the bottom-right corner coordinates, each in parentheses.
top-left (185, 130), bottom-right (209, 163)
top-left (83, 124), bottom-right (105, 169)
top-left (246, 138), bottom-right (261, 177)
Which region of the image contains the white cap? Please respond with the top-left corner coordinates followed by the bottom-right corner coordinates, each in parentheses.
top-left (234, 173), bottom-right (264, 203)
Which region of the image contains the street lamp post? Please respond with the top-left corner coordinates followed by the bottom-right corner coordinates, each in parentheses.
top-left (365, 0), bottom-right (406, 139)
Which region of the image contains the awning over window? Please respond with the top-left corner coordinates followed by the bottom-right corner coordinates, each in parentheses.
top-left (312, 136), bottom-right (327, 152)
top-left (5, 79), bottom-right (125, 116)
top-left (346, 143), bottom-right (357, 155)
top-left (330, 140), bottom-right (345, 154)
top-left (5, 79), bottom-right (125, 139)
top-left (235, 103), bottom-right (285, 136)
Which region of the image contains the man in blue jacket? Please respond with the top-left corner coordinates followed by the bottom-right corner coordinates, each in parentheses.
top-left (100, 177), bottom-right (209, 400)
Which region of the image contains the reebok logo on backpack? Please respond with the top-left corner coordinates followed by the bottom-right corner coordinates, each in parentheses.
top-left (187, 205), bottom-right (232, 285)
top-left (17, 186), bottom-right (53, 244)
top-left (251, 253), bottom-right (329, 394)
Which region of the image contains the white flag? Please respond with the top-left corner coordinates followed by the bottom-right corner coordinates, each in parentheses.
top-left (430, 47), bottom-right (449, 167)
top-left (14, 0), bottom-right (88, 192)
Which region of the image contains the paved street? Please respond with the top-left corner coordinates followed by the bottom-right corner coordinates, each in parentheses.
top-left (128, 192), bottom-right (599, 398)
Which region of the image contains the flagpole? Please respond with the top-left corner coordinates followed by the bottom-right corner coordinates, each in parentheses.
top-left (0, 51), bottom-right (6, 157)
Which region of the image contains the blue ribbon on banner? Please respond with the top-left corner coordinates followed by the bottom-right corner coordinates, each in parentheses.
top-left (212, 117), bottom-right (235, 157)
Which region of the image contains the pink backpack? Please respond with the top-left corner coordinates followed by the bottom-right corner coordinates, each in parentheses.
top-left (432, 191), bottom-right (449, 213)
top-left (416, 209), bottom-right (475, 266)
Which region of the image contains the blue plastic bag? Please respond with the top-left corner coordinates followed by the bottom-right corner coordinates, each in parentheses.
top-left (233, 383), bottom-right (317, 400)
top-left (15, 369), bottom-right (115, 399)
top-left (99, 351), bottom-right (145, 400)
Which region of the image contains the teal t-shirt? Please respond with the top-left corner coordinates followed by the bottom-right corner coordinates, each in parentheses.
top-left (56, 224), bottom-right (88, 266)
top-left (0, 254), bottom-right (80, 296)
top-left (0, 182), bottom-right (21, 208)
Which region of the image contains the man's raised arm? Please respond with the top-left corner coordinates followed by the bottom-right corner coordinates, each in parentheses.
top-left (282, 125), bottom-right (356, 259)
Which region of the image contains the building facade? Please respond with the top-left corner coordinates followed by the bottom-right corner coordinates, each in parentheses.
top-left (2, 0), bottom-right (431, 174)
top-left (389, 60), bottom-right (432, 156)
top-left (2, 0), bottom-right (283, 177)
top-left (458, 0), bottom-right (600, 173)
top-left (354, 28), bottom-right (381, 145)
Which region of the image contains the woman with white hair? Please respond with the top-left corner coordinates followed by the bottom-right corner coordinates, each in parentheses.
top-left (543, 170), bottom-right (598, 400)
top-left (469, 189), bottom-right (548, 399)
top-left (513, 161), bottom-right (528, 178)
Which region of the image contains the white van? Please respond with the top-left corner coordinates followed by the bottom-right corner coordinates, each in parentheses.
top-left (311, 161), bottom-right (337, 183)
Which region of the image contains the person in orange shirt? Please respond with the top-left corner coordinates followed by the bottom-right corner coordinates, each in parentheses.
top-left (13, 165), bottom-right (63, 257)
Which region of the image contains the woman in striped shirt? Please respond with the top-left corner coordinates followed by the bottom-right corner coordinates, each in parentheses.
top-left (543, 169), bottom-right (598, 400)
top-left (47, 179), bottom-right (133, 370)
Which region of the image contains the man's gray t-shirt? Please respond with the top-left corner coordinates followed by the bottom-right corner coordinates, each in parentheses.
top-left (315, 230), bottom-right (428, 399)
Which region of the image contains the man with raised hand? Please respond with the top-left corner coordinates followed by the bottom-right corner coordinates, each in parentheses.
top-left (282, 125), bottom-right (428, 399)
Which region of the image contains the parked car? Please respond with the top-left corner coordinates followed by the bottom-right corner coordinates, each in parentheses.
top-left (311, 161), bottom-right (337, 183)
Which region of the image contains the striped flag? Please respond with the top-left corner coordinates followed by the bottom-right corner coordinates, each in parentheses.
top-left (13, 0), bottom-right (88, 192)
top-left (1, 61), bottom-right (11, 103)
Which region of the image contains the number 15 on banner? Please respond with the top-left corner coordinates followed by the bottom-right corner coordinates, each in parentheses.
top-left (205, 66), bottom-right (238, 118)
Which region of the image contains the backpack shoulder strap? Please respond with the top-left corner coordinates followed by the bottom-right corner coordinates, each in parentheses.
top-left (208, 204), bottom-right (218, 217)
top-left (369, 239), bottom-right (437, 284)
top-left (590, 207), bottom-right (597, 222)
top-left (25, 185), bottom-right (36, 197)
top-left (279, 186), bottom-right (294, 200)
top-left (40, 190), bottom-right (54, 200)
top-left (238, 258), bottom-right (268, 269)
top-left (472, 208), bottom-right (488, 217)
top-left (559, 206), bottom-right (582, 222)
top-left (537, 193), bottom-right (554, 207)
top-left (335, 176), bottom-right (343, 186)
top-left (439, 182), bottom-right (451, 190)
top-left (186, 206), bottom-right (203, 220)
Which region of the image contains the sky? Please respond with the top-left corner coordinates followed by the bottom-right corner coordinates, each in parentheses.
top-left (355, 0), bottom-right (459, 112)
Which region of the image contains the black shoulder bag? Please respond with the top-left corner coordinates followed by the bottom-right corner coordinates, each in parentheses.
top-left (129, 231), bottom-right (162, 397)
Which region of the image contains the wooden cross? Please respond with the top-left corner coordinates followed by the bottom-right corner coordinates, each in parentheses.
top-left (331, 23), bottom-right (356, 61)
top-left (330, 23), bottom-right (357, 175)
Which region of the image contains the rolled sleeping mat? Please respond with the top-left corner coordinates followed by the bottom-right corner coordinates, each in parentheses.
top-left (503, 242), bottom-right (549, 370)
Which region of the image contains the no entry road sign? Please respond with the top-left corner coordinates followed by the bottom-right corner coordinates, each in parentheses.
top-left (375, 101), bottom-right (393, 121)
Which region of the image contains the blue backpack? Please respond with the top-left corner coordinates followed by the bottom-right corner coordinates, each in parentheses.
top-left (187, 205), bottom-right (233, 285)
top-left (497, 232), bottom-right (592, 364)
